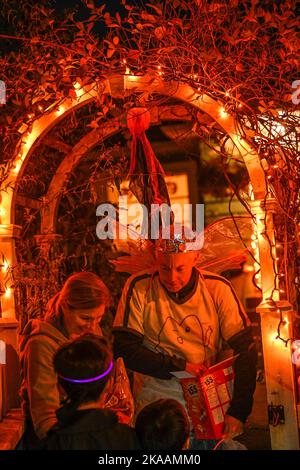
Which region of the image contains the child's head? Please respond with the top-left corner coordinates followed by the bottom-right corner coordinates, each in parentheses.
top-left (54, 333), bottom-right (112, 407)
top-left (135, 399), bottom-right (190, 450)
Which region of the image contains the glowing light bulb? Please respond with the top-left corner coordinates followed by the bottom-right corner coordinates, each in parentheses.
top-left (3, 260), bottom-right (9, 271)
top-left (73, 81), bottom-right (82, 90)
top-left (251, 241), bottom-right (257, 249)
top-left (244, 265), bottom-right (254, 272)
top-left (13, 160), bottom-right (22, 174)
top-left (270, 332), bottom-right (279, 342)
top-left (4, 287), bottom-right (11, 299)
top-left (219, 107), bottom-right (228, 119)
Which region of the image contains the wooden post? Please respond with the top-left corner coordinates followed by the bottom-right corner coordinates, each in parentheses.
top-left (0, 225), bottom-right (22, 413)
top-left (0, 224), bottom-right (22, 319)
top-left (251, 198), bottom-right (299, 449)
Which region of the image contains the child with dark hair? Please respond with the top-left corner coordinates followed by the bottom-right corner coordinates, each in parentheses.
top-left (42, 334), bottom-right (139, 450)
top-left (135, 399), bottom-right (190, 450)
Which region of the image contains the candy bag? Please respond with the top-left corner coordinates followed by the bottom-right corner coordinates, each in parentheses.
top-left (102, 357), bottom-right (135, 426)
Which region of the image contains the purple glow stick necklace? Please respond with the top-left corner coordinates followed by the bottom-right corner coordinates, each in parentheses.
top-left (59, 360), bottom-right (113, 383)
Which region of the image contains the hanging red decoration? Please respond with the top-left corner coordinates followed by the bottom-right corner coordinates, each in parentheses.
top-left (126, 107), bottom-right (172, 237)
top-left (127, 107), bottom-right (169, 205)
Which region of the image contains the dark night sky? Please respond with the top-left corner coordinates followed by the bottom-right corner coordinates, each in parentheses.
top-left (52, 0), bottom-right (124, 19)
top-left (0, 0), bottom-right (126, 52)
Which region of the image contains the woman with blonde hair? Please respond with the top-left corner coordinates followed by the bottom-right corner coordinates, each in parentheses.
top-left (19, 271), bottom-right (110, 448)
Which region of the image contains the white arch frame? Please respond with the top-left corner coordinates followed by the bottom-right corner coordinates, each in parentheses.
top-left (0, 74), bottom-right (298, 449)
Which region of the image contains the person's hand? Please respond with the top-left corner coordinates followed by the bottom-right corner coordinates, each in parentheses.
top-left (222, 415), bottom-right (244, 440)
top-left (185, 362), bottom-right (207, 376)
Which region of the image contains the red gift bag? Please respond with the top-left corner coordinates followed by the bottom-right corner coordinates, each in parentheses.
top-left (102, 357), bottom-right (135, 426)
top-left (181, 356), bottom-right (237, 440)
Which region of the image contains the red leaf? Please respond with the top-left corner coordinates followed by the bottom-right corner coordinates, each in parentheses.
top-left (107, 47), bottom-right (115, 59)
top-left (146, 3), bottom-right (162, 15)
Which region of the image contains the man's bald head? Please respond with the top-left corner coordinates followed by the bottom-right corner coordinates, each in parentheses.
top-left (155, 251), bottom-right (199, 292)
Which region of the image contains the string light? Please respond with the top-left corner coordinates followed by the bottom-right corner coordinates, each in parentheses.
top-left (250, 217), bottom-right (262, 289)
top-left (270, 332), bottom-right (279, 343)
top-left (244, 264), bottom-right (254, 272)
top-left (219, 107), bottom-right (228, 119)
top-left (12, 160), bottom-right (22, 174)
top-left (73, 81), bottom-right (82, 91)
top-left (4, 287), bottom-right (11, 299)
top-left (3, 260), bottom-right (9, 271)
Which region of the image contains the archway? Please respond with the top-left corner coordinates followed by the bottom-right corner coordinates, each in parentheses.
top-left (0, 74), bottom-right (298, 449)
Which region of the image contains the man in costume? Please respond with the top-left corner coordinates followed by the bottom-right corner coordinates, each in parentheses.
top-left (113, 234), bottom-right (257, 448)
